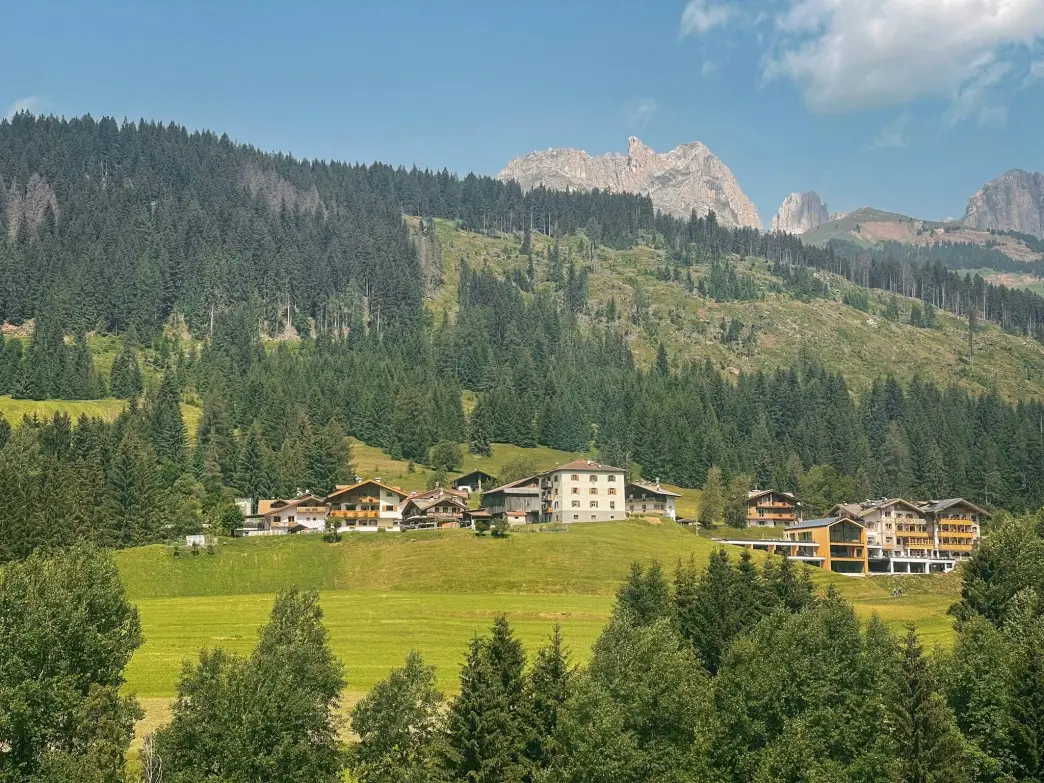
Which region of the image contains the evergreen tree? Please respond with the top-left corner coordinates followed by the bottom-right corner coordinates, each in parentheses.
top-left (444, 617), bottom-right (531, 783)
top-left (468, 401), bottom-right (493, 457)
top-left (888, 627), bottom-right (971, 783)
top-left (350, 651), bottom-right (447, 783)
top-left (307, 419), bottom-right (352, 496)
top-left (525, 626), bottom-right (574, 774)
top-left (614, 561), bottom-right (672, 625)
top-left (654, 342), bottom-right (669, 376)
top-left (147, 365), bottom-right (186, 465)
top-left (109, 340), bottom-right (143, 399)
top-left (724, 473), bottom-right (753, 527)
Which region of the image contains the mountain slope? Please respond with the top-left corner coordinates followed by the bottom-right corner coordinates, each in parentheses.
top-left (415, 216), bottom-right (1044, 401)
top-left (498, 136), bottom-right (762, 228)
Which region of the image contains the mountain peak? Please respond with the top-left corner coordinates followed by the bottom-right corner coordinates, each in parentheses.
top-left (498, 138), bottom-right (762, 229)
top-left (771, 192), bottom-right (829, 235)
top-left (963, 169), bottom-right (1044, 238)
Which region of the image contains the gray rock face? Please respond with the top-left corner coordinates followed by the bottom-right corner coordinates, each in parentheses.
top-left (497, 136), bottom-right (762, 229)
top-left (963, 169), bottom-right (1044, 239)
top-left (771, 192), bottom-right (829, 234)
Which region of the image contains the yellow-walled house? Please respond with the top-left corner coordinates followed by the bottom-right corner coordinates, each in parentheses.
top-left (785, 517), bottom-right (868, 575)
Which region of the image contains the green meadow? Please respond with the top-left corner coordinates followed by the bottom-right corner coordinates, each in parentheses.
top-left (116, 521), bottom-right (959, 705)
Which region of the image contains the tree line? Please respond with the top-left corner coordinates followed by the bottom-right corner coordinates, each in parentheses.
top-left (4, 513), bottom-right (1042, 781)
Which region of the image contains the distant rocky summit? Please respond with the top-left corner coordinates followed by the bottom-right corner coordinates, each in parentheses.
top-left (771, 192), bottom-right (829, 235)
top-left (963, 169), bottom-right (1044, 239)
top-left (498, 136), bottom-right (762, 229)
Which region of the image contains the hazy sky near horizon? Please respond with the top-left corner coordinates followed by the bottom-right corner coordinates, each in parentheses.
top-left (3, 0), bottom-right (1043, 225)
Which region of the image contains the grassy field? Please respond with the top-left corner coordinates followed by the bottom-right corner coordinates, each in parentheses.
top-left (0, 395), bottom-right (204, 440)
top-left (417, 218), bottom-right (1044, 400)
top-left (116, 521), bottom-right (959, 703)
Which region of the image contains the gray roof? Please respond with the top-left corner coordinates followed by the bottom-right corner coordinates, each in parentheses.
top-left (786, 516), bottom-right (863, 531)
top-left (627, 480), bottom-right (682, 498)
top-left (918, 498), bottom-right (989, 516)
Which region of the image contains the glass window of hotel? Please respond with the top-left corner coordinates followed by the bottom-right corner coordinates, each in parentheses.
top-left (608, 487), bottom-right (617, 495)
top-left (571, 474), bottom-right (579, 480)
top-left (571, 487), bottom-right (579, 494)
top-left (590, 501), bottom-right (598, 508)
top-left (610, 501), bottom-right (616, 509)
top-left (608, 474), bottom-right (616, 481)
top-left (589, 487), bottom-right (598, 494)
top-left (590, 475), bottom-right (598, 482)
top-left (571, 500), bottom-right (580, 508)
top-left (573, 514), bottom-right (579, 520)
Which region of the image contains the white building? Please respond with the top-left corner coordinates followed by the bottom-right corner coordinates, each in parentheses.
top-left (541, 460), bottom-right (626, 523)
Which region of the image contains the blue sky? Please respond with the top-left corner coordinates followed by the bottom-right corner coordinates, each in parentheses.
top-left (3, 0), bottom-right (1043, 226)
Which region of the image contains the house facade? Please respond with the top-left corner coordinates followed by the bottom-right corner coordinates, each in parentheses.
top-left (400, 488), bottom-right (468, 529)
top-left (746, 490), bottom-right (801, 527)
top-left (541, 460), bottom-right (626, 523)
top-left (452, 470), bottom-right (497, 495)
top-left (481, 477), bottom-right (542, 524)
top-left (258, 494), bottom-right (328, 533)
top-left (625, 479), bottom-right (681, 520)
top-left (325, 479), bottom-right (409, 530)
top-left (829, 497), bottom-right (985, 573)
top-left (785, 517), bottom-right (868, 575)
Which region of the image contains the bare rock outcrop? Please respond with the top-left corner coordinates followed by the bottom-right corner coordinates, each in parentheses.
top-left (963, 169), bottom-right (1044, 239)
top-left (771, 192), bottom-right (829, 235)
top-left (498, 136), bottom-right (762, 229)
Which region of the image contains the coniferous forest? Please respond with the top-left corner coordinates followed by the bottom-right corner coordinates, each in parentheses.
top-left (2, 113), bottom-right (1044, 561)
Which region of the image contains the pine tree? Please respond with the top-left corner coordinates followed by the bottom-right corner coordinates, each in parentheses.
top-left (444, 617), bottom-right (530, 783)
top-left (307, 419), bottom-right (352, 496)
top-left (468, 401), bottom-right (493, 457)
top-left (614, 561), bottom-right (672, 625)
top-left (147, 365), bottom-right (186, 465)
top-left (888, 627), bottom-right (971, 783)
top-left (525, 626), bottom-right (573, 774)
top-left (109, 340), bottom-right (143, 399)
top-left (655, 342), bottom-right (669, 376)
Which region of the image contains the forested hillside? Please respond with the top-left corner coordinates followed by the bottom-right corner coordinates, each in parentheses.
top-left (3, 113), bottom-right (1044, 563)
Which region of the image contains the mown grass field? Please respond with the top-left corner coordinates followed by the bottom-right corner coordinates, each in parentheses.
top-left (117, 521), bottom-right (959, 703)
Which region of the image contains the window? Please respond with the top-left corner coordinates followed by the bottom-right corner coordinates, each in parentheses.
top-left (571, 500), bottom-right (580, 508)
top-left (610, 501), bottom-right (616, 510)
top-left (573, 515), bottom-right (579, 520)
top-left (590, 501), bottom-right (598, 508)
top-left (608, 487), bottom-right (617, 495)
top-left (571, 474), bottom-right (579, 481)
top-left (571, 487), bottom-right (579, 495)
top-left (589, 487), bottom-right (598, 495)
top-left (590, 474), bottom-right (598, 482)
top-left (608, 474), bottom-right (617, 482)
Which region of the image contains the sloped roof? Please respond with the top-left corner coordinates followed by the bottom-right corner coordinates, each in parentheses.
top-left (404, 493), bottom-right (467, 513)
top-left (259, 494), bottom-right (325, 518)
top-left (548, 459), bottom-right (625, 473)
top-left (830, 498), bottom-right (923, 518)
top-left (748, 489), bottom-right (798, 502)
top-left (326, 479), bottom-right (408, 502)
top-left (482, 476), bottom-right (542, 496)
top-left (786, 516), bottom-right (863, 531)
top-left (452, 470), bottom-right (498, 486)
top-left (626, 480), bottom-right (682, 497)
top-left (918, 498), bottom-right (989, 516)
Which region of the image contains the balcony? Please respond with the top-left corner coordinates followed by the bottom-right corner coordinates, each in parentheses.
top-left (297, 506), bottom-right (327, 514)
top-left (938, 541), bottom-right (975, 552)
top-left (898, 536), bottom-right (933, 548)
top-left (938, 528), bottom-right (975, 538)
top-left (753, 502), bottom-right (795, 509)
top-left (330, 510), bottom-right (380, 520)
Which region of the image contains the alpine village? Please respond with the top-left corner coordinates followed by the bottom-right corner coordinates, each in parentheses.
top-left (4, 42), bottom-right (1044, 783)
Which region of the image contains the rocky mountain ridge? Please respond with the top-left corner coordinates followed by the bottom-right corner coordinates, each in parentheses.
top-left (498, 136), bottom-right (762, 229)
top-left (770, 192), bottom-right (829, 235)
top-left (963, 169), bottom-right (1044, 239)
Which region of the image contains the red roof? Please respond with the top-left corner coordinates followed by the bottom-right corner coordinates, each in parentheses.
top-left (549, 459), bottom-right (625, 473)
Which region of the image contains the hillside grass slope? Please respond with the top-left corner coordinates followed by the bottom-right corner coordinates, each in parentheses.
top-left (415, 217), bottom-right (1044, 400)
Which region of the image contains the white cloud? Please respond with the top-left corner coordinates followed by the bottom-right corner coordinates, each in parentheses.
top-left (760, 0), bottom-right (1044, 116)
top-left (5, 96), bottom-right (43, 119)
top-left (680, 0), bottom-right (1039, 124)
top-left (701, 60), bottom-right (717, 78)
top-left (628, 99), bottom-right (659, 131)
top-left (871, 112), bottom-right (911, 149)
top-left (944, 60), bottom-right (1012, 124)
top-left (680, 0), bottom-right (734, 35)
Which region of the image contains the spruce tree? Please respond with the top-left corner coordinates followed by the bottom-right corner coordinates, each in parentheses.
top-left (109, 340), bottom-right (143, 399)
top-left (147, 365), bottom-right (186, 465)
top-left (444, 617), bottom-right (530, 783)
top-left (525, 625), bottom-right (574, 773)
top-left (698, 465), bottom-right (724, 527)
top-left (614, 561), bottom-right (672, 625)
top-left (888, 627), bottom-right (971, 783)
top-left (468, 401), bottom-right (493, 457)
